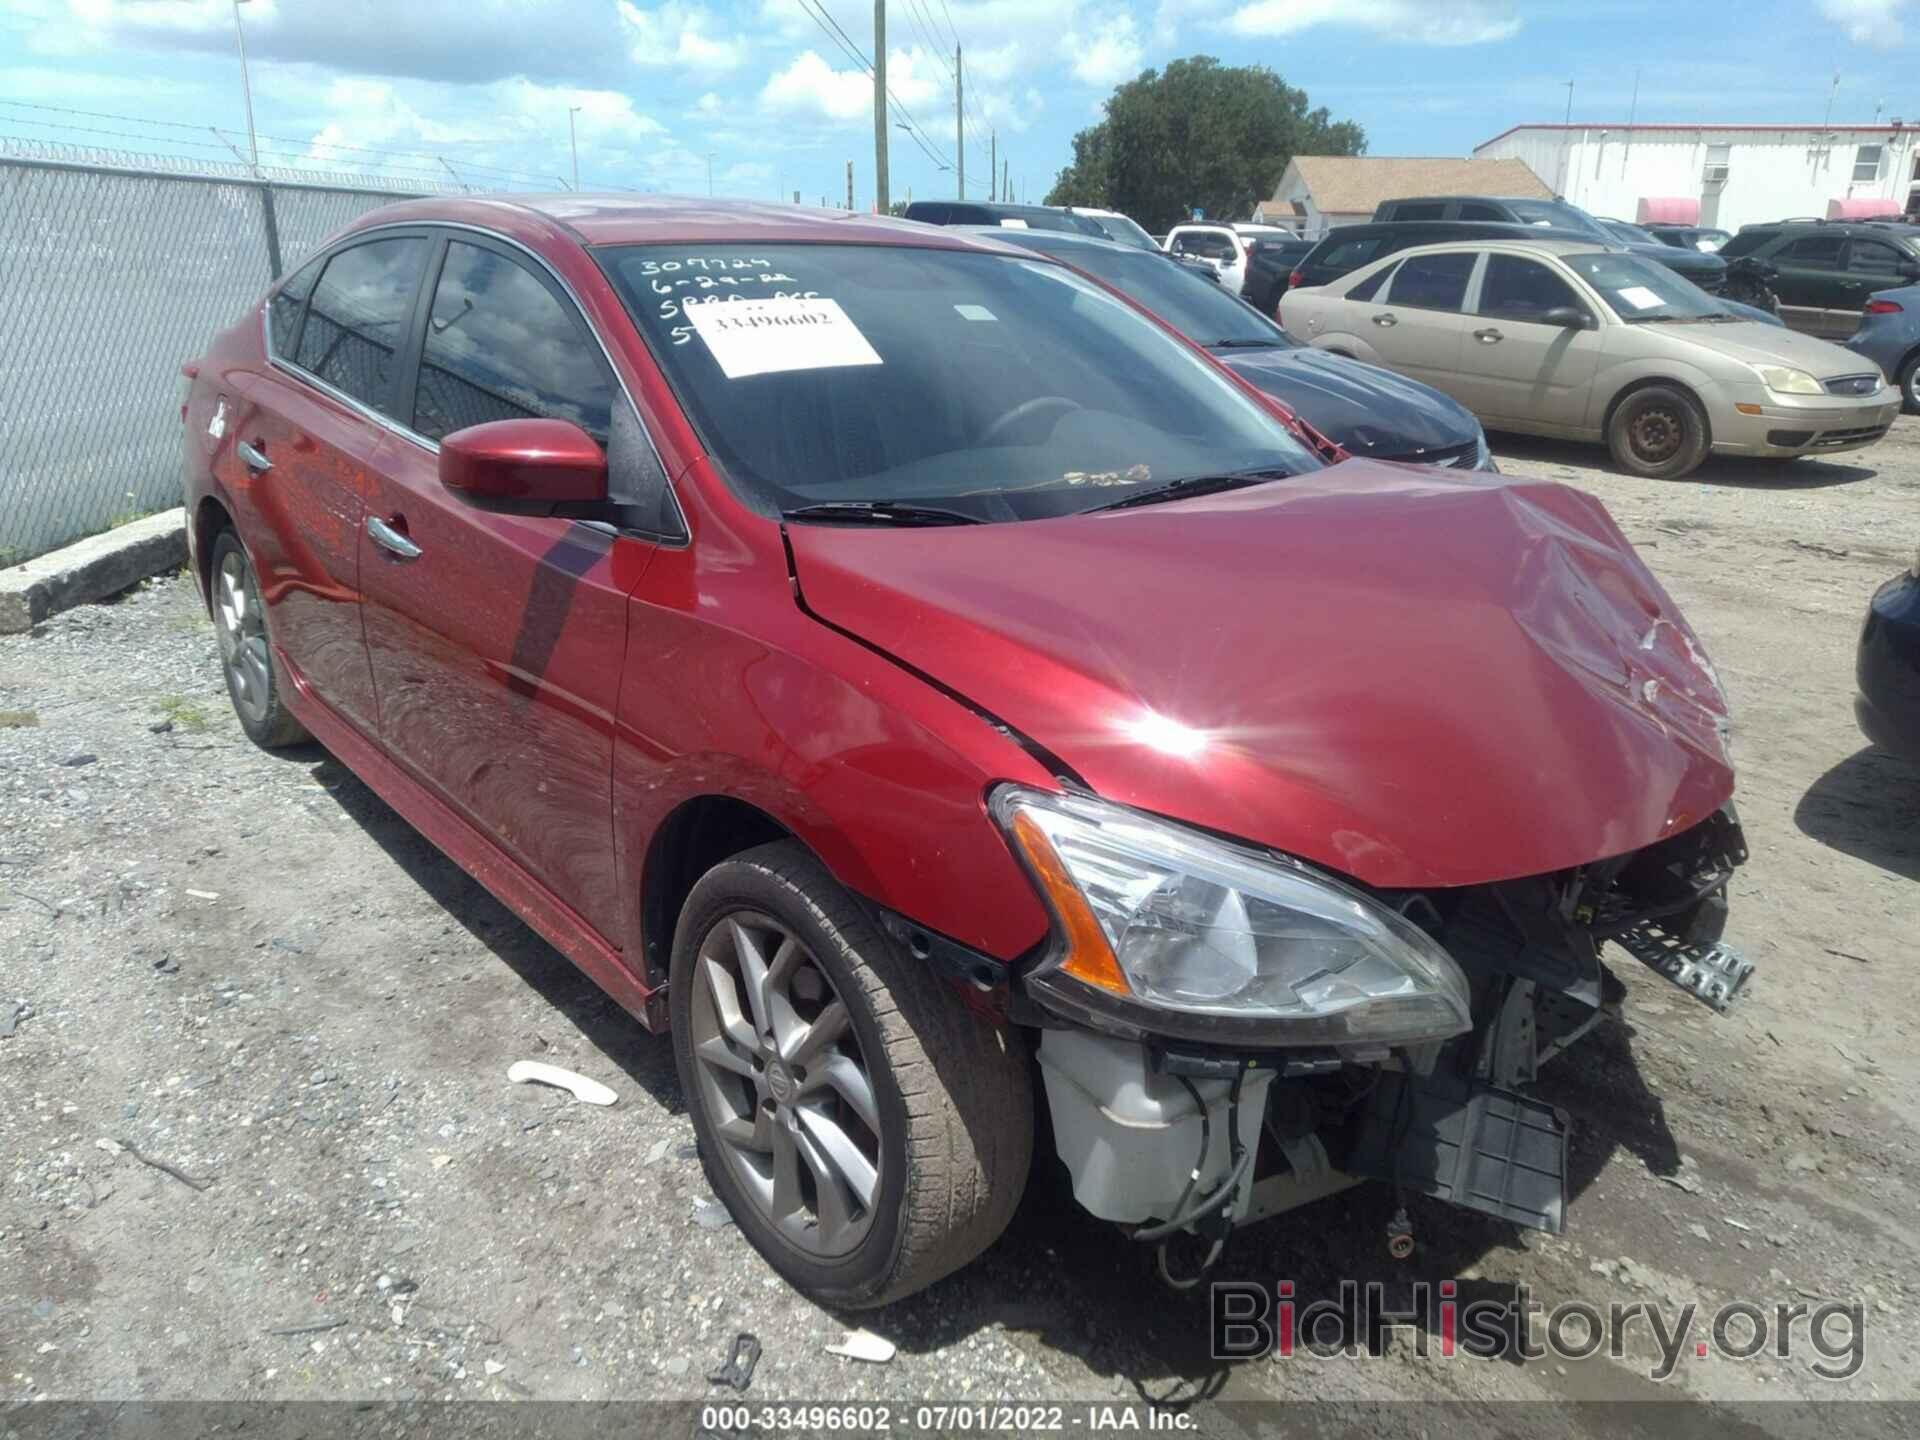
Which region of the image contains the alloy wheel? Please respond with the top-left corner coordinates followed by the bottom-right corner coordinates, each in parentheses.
top-left (215, 547), bottom-right (271, 726)
top-left (688, 910), bottom-right (883, 1258)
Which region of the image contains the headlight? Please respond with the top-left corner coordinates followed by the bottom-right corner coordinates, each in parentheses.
top-left (991, 786), bottom-right (1472, 1048)
top-left (1755, 365), bottom-right (1824, 395)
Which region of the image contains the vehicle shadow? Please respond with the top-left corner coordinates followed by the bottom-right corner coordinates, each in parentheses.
top-left (284, 746), bottom-right (685, 1113)
top-left (1794, 746), bottom-right (1920, 881)
top-left (861, 1009), bottom-right (1679, 1403)
top-left (1488, 433), bottom-right (1879, 490)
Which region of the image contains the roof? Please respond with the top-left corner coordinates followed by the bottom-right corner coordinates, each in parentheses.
top-left (1477, 121), bottom-right (1920, 150)
top-left (1278, 156), bottom-right (1551, 215)
top-left (1386, 236), bottom-right (1620, 258)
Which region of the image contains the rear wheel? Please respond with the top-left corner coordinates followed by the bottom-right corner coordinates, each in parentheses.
top-left (1606, 385), bottom-right (1711, 480)
top-left (210, 530), bottom-right (309, 749)
top-left (1899, 352), bottom-right (1920, 416)
top-left (670, 841), bottom-right (1032, 1307)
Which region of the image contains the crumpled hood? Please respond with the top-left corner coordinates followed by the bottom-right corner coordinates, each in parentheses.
top-left (1632, 241), bottom-right (1726, 279)
top-left (1216, 347), bottom-right (1481, 459)
top-left (787, 461), bottom-right (1734, 890)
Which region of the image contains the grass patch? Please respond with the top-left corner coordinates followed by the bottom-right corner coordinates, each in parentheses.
top-left (155, 695), bottom-right (210, 733)
top-left (0, 710), bottom-right (39, 729)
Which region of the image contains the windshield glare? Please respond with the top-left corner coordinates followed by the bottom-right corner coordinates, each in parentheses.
top-left (1002, 237), bottom-right (1290, 348)
top-left (1083, 213), bottom-right (1159, 250)
top-left (1505, 200), bottom-right (1608, 238)
top-left (602, 244), bottom-right (1317, 522)
top-left (1563, 252), bottom-right (1727, 321)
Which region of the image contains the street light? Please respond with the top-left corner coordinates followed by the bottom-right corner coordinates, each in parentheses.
top-left (706, 152), bottom-right (716, 196)
top-left (568, 106), bottom-right (582, 191)
top-left (230, 0), bottom-right (259, 173)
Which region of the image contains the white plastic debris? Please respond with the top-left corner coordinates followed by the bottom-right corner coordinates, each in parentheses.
top-left (506, 1061), bottom-right (616, 1106)
top-left (691, 1197), bottom-right (734, 1230)
top-left (826, 1328), bottom-right (896, 1364)
top-left (185, 889), bottom-right (220, 901)
top-left (484, 1360), bottom-right (506, 1376)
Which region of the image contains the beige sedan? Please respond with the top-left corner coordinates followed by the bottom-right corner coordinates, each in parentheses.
top-left (1279, 237), bottom-right (1901, 478)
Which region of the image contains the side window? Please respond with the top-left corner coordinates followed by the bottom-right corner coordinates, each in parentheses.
top-left (294, 237), bottom-right (428, 411)
top-left (1782, 234), bottom-right (1846, 266)
top-left (1479, 255), bottom-right (1583, 322)
top-left (267, 254), bottom-right (325, 360)
top-left (1458, 202), bottom-right (1506, 221)
top-left (413, 240), bottom-right (614, 446)
top-left (1345, 263), bottom-right (1395, 302)
top-left (1849, 240), bottom-right (1910, 278)
top-left (1391, 202), bottom-right (1448, 221)
top-left (1385, 252), bottom-right (1477, 311)
top-left (1321, 236), bottom-right (1383, 271)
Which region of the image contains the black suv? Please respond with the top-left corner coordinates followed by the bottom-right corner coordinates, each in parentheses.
top-left (1288, 220), bottom-right (1589, 292)
top-left (901, 200), bottom-right (1107, 237)
top-left (1718, 221), bottom-right (1920, 337)
top-left (1373, 195), bottom-right (1728, 292)
top-left (1241, 236), bottom-right (1314, 313)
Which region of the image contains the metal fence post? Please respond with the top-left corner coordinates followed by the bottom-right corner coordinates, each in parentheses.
top-left (258, 182), bottom-right (285, 281)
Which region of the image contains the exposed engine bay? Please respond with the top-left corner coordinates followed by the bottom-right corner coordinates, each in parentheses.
top-left (1029, 804), bottom-right (1754, 1288)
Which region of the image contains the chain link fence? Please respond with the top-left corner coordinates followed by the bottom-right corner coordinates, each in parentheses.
top-left (0, 142), bottom-right (443, 565)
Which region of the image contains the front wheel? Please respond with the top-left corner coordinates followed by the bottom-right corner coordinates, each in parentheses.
top-left (669, 841), bottom-right (1032, 1307)
top-left (1606, 386), bottom-right (1711, 480)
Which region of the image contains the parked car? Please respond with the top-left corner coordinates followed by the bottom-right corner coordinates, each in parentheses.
top-left (184, 196), bottom-right (1756, 1308)
top-left (902, 199), bottom-right (1107, 237)
top-left (1718, 221), bottom-right (1920, 337)
top-left (1371, 195), bottom-right (1729, 293)
top-left (1280, 236), bottom-right (1899, 479)
top-left (1856, 547), bottom-right (1920, 764)
top-left (1162, 222), bottom-right (1254, 292)
top-left (976, 227), bottom-right (1494, 469)
top-left (1289, 219), bottom-right (1592, 293)
top-left (1646, 224), bottom-right (1733, 253)
top-left (1063, 207), bottom-right (1159, 251)
top-left (1843, 285), bottom-right (1920, 412)
top-left (1241, 235), bottom-right (1315, 315)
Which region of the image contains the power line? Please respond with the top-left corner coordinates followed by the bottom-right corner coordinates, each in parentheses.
top-left (789, 0), bottom-right (957, 176)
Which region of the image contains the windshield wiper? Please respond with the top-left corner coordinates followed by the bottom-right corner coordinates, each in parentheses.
top-left (1207, 338), bottom-right (1281, 349)
top-left (781, 500), bottom-right (984, 527)
top-left (1624, 313), bottom-right (1695, 324)
top-left (1090, 466), bottom-right (1296, 513)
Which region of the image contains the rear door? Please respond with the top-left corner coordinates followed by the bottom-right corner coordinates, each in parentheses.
top-left (233, 233), bottom-right (430, 734)
top-left (1770, 233), bottom-right (1852, 335)
top-left (1368, 250), bottom-right (1480, 399)
top-left (358, 231), bottom-right (662, 943)
top-left (1454, 252), bottom-right (1605, 431)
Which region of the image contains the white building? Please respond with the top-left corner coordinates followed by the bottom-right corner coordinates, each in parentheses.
top-left (1473, 122), bottom-right (1920, 232)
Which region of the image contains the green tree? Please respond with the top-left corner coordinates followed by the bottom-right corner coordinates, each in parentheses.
top-left (1045, 56), bottom-right (1366, 233)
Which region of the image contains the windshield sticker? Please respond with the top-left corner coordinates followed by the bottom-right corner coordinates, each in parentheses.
top-left (1617, 285), bottom-right (1664, 311)
top-left (954, 304), bottom-right (998, 322)
top-left (685, 296), bottom-right (883, 380)
top-left (997, 218), bottom-right (1030, 229)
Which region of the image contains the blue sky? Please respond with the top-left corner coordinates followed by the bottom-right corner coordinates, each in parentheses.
top-left (0, 1), bottom-right (1911, 208)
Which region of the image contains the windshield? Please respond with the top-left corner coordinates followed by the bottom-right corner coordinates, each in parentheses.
top-left (1601, 220), bottom-right (1658, 245)
top-left (1562, 251), bottom-right (1729, 321)
top-left (1504, 199), bottom-right (1610, 239)
top-left (601, 244), bottom-right (1318, 522)
top-left (1082, 212), bottom-right (1158, 250)
top-left (995, 235), bottom-right (1290, 348)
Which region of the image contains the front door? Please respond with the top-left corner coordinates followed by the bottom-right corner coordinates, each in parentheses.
top-left (1368, 250), bottom-right (1480, 402)
top-left (358, 234), bottom-right (653, 943)
top-left (1770, 233), bottom-right (1853, 336)
top-left (1455, 252), bottom-right (1605, 432)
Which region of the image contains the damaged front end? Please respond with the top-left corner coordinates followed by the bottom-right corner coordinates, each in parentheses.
top-left (998, 785), bottom-right (1753, 1288)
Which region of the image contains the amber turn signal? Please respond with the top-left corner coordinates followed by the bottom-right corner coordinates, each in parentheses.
top-left (1008, 811), bottom-right (1132, 997)
top-left (1734, 403), bottom-right (1763, 415)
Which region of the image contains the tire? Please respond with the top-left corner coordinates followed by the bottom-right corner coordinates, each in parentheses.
top-left (1606, 385), bottom-right (1712, 480)
top-left (1899, 351), bottom-right (1920, 416)
top-left (669, 840), bottom-right (1032, 1308)
top-left (208, 529), bottom-right (310, 749)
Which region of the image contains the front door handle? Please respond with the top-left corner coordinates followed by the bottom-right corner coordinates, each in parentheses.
top-left (366, 515), bottom-right (422, 560)
top-left (1474, 327), bottom-right (1504, 344)
top-left (1372, 313), bottom-right (1398, 327)
top-left (237, 440), bottom-right (272, 473)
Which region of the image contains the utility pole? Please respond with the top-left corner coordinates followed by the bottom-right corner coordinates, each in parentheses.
top-left (568, 106), bottom-right (581, 190)
top-left (706, 152), bottom-right (715, 196)
top-left (956, 45), bottom-right (964, 199)
top-left (846, 159), bottom-right (854, 211)
top-left (990, 131), bottom-right (996, 206)
top-left (230, 0), bottom-right (259, 173)
top-left (1562, 80), bottom-right (1574, 125)
top-left (873, 0), bottom-right (890, 213)
top-left (1002, 157), bottom-right (1009, 202)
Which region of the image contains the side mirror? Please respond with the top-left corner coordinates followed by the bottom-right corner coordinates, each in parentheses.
top-left (1541, 305), bottom-right (1594, 329)
top-left (439, 418), bottom-right (608, 514)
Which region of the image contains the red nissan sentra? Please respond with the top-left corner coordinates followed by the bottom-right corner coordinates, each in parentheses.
top-left (181, 196), bottom-right (1752, 1306)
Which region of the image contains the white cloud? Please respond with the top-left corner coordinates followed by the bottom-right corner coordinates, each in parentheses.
top-left (618, 1), bottom-right (744, 73)
top-left (1817, 0), bottom-right (1908, 43)
top-left (1227, 0), bottom-right (1521, 45)
top-left (1070, 13), bottom-right (1144, 87)
top-left (759, 45), bottom-right (943, 122)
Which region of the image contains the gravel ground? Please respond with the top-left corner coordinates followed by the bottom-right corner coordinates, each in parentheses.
top-left (4, 418), bottom-right (1920, 1431)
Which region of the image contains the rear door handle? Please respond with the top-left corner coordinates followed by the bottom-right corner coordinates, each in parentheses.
top-left (1372, 313), bottom-right (1398, 327)
top-left (366, 515), bottom-right (422, 560)
top-left (237, 440), bottom-right (272, 473)
top-left (1474, 328), bottom-right (1503, 343)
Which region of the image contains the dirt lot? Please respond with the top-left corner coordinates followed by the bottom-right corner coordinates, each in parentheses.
top-left (4, 418), bottom-right (1920, 1431)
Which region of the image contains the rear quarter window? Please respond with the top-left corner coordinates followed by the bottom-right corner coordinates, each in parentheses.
top-left (1318, 235), bottom-right (1385, 271)
top-left (267, 254), bottom-right (325, 360)
top-left (293, 236), bottom-right (429, 413)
